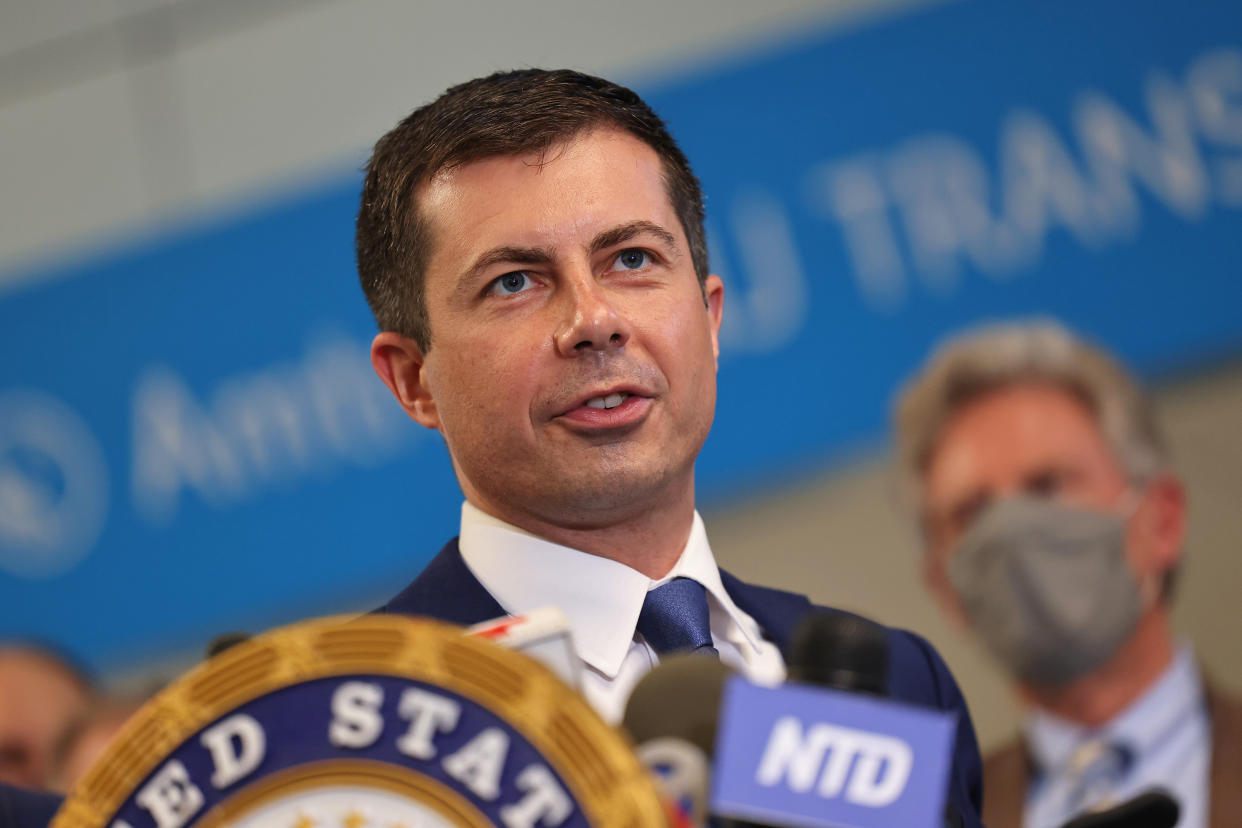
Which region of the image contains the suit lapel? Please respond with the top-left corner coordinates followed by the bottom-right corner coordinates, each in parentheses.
top-left (718, 568), bottom-right (814, 653)
top-left (380, 538), bottom-right (506, 626)
top-left (981, 677), bottom-right (1242, 828)
top-left (1206, 679), bottom-right (1242, 828)
top-left (980, 739), bottom-right (1031, 828)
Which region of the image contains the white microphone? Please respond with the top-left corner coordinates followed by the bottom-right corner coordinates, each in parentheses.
top-left (467, 606), bottom-right (583, 690)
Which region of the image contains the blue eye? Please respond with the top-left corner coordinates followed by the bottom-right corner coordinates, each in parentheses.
top-left (614, 249), bottom-right (650, 270)
top-left (490, 271), bottom-right (532, 295)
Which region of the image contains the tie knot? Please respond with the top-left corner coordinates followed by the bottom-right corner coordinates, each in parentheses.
top-left (636, 577), bottom-right (718, 657)
top-left (1063, 739), bottom-right (1134, 814)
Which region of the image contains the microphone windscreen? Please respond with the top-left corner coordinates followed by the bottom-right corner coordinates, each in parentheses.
top-left (622, 654), bottom-right (734, 755)
top-left (787, 612), bottom-right (888, 695)
top-left (1059, 790), bottom-right (1180, 828)
top-left (205, 631), bottom-right (250, 659)
top-left (622, 656), bottom-right (737, 826)
top-left (468, 606), bottom-right (582, 690)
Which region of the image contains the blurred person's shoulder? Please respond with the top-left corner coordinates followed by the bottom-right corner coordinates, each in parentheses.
top-left (1206, 677), bottom-right (1242, 818)
top-left (1206, 675), bottom-right (1242, 738)
top-left (980, 672), bottom-right (1242, 827)
top-left (0, 781), bottom-right (61, 828)
top-left (980, 737), bottom-right (1030, 828)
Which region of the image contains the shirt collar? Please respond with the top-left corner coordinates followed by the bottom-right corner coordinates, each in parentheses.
top-left (457, 502), bottom-right (763, 679)
top-left (658, 511), bottom-right (769, 656)
top-left (1024, 642), bottom-right (1205, 774)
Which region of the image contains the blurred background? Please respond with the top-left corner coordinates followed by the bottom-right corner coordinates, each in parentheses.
top-left (2, 0), bottom-right (1240, 760)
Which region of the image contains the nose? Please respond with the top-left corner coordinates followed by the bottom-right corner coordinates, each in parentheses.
top-left (553, 272), bottom-right (632, 357)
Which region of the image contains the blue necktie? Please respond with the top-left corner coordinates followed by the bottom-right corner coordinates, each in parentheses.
top-left (636, 577), bottom-right (719, 657)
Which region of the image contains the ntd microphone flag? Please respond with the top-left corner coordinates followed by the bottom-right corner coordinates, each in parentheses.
top-left (712, 676), bottom-right (956, 828)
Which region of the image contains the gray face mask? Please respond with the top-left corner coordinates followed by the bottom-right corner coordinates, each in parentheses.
top-left (947, 495), bottom-right (1145, 688)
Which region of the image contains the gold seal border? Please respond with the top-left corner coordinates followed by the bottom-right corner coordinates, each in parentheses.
top-left (194, 759), bottom-right (492, 828)
top-left (51, 615), bottom-right (666, 828)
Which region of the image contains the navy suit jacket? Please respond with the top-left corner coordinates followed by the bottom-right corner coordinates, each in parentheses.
top-left (0, 782), bottom-right (61, 828)
top-left (8, 540), bottom-right (983, 828)
top-left (381, 538), bottom-right (985, 826)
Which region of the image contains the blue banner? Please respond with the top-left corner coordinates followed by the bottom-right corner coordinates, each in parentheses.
top-left (2, 0), bottom-right (1240, 672)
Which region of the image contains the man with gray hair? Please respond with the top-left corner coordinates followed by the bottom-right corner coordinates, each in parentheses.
top-left (894, 321), bottom-right (1242, 828)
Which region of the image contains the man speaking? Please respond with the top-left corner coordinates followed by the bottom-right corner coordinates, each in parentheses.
top-left (357, 69), bottom-right (983, 822)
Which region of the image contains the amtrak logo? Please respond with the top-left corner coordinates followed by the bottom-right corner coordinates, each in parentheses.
top-left (51, 616), bottom-right (664, 828)
top-left (0, 390), bottom-right (108, 578)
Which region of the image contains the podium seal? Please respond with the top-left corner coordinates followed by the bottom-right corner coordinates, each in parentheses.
top-left (51, 615), bottom-right (665, 827)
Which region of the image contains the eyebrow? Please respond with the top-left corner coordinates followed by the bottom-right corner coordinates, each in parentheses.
top-left (588, 220), bottom-right (679, 255)
top-left (455, 245), bottom-right (555, 302)
top-left (456, 220), bottom-right (681, 299)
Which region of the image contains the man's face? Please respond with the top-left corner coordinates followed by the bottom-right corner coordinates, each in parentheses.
top-left (919, 382), bottom-right (1182, 617)
top-left (380, 128), bottom-right (723, 529)
top-left (0, 649), bottom-right (89, 789)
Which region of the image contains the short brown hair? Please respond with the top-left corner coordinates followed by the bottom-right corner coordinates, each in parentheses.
top-left (356, 69), bottom-right (709, 351)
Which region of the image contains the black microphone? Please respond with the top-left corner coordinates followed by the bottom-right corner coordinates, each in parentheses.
top-left (1059, 791), bottom-right (1180, 828)
top-left (787, 612), bottom-right (969, 828)
top-left (205, 631), bottom-right (250, 659)
top-left (625, 617), bottom-right (964, 828)
top-left (787, 612), bottom-right (888, 695)
top-left (705, 613), bottom-right (888, 828)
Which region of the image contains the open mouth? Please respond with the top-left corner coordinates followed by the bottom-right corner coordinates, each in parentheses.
top-left (582, 392), bottom-right (631, 410)
top-left (554, 388), bottom-right (651, 430)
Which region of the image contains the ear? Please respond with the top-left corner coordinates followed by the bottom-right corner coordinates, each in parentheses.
top-left (704, 273), bottom-right (724, 366)
top-left (922, 547), bottom-right (971, 630)
top-left (371, 332), bottom-right (441, 430)
top-left (1132, 472), bottom-right (1187, 578)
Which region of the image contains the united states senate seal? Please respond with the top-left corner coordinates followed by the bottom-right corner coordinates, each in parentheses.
top-left (50, 615), bottom-right (666, 828)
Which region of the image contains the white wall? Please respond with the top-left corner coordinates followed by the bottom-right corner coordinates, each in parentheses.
top-left (0, 0), bottom-right (934, 288)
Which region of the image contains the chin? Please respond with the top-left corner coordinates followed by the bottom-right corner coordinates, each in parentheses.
top-left (546, 463), bottom-right (683, 519)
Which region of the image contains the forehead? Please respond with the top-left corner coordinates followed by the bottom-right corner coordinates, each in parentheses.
top-left (923, 382), bottom-right (1120, 502)
top-left (0, 651), bottom-right (78, 691)
top-left (417, 130), bottom-right (680, 275)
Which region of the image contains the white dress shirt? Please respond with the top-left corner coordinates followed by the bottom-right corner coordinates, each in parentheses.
top-left (457, 501), bottom-right (787, 723)
top-left (1023, 643), bottom-right (1211, 828)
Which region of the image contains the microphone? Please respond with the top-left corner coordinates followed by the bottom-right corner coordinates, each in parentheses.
top-left (711, 612), bottom-right (959, 828)
top-left (622, 654), bottom-right (735, 827)
top-left (623, 615), bottom-right (963, 828)
top-left (787, 611), bottom-right (887, 695)
top-left (205, 631), bottom-right (250, 658)
top-left (1060, 791), bottom-right (1180, 828)
top-left (785, 614), bottom-right (967, 827)
top-left (467, 606), bottom-right (582, 690)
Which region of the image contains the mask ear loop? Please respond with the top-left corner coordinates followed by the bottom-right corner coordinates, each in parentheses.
top-left (1117, 486), bottom-right (1161, 610)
